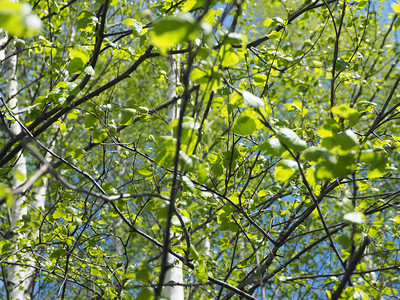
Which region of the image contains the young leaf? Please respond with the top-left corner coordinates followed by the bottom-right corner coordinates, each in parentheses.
top-left (149, 13), bottom-right (200, 52)
top-left (276, 128), bottom-right (307, 153)
top-left (301, 147), bottom-right (336, 164)
top-left (231, 109), bottom-right (257, 136)
top-left (121, 108), bottom-right (136, 125)
top-left (343, 212), bottom-right (364, 225)
top-left (331, 104), bottom-right (360, 127)
top-left (274, 159), bottom-right (299, 181)
top-left (334, 130), bottom-right (359, 155)
top-left (136, 287), bottom-right (155, 300)
top-left (122, 18), bottom-right (142, 36)
top-left (0, 0), bottom-right (42, 37)
top-left (259, 137), bottom-right (285, 157)
top-left (242, 90), bottom-right (265, 109)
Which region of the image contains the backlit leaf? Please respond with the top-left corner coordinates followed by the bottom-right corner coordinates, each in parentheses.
top-left (149, 13), bottom-right (200, 52)
top-left (242, 90), bottom-right (265, 109)
top-left (232, 109), bottom-right (257, 135)
top-left (274, 159), bottom-right (299, 181)
top-left (276, 128), bottom-right (307, 153)
top-left (343, 211), bottom-right (364, 224)
top-left (259, 137), bottom-right (285, 157)
top-left (0, 1), bottom-right (41, 37)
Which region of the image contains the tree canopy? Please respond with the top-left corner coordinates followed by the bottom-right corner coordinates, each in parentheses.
top-left (1, 0), bottom-right (400, 299)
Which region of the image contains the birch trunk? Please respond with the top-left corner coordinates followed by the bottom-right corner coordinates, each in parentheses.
top-left (164, 55), bottom-right (184, 300)
top-left (4, 37), bottom-right (48, 300)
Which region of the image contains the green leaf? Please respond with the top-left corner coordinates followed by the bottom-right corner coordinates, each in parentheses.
top-left (331, 104), bottom-right (360, 127)
top-left (136, 266), bottom-right (151, 283)
top-left (242, 90), bottom-right (265, 109)
top-left (315, 162), bottom-right (335, 180)
top-left (122, 18), bottom-right (142, 37)
top-left (182, 175), bottom-right (195, 193)
top-left (50, 248), bottom-right (66, 259)
top-left (71, 148), bottom-right (86, 159)
top-left (14, 169), bottom-right (26, 182)
top-left (267, 30), bottom-right (280, 41)
top-left (189, 244), bottom-right (199, 260)
top-left (154, 138), bottom-right (175, 168)
top-left (84, 113), bottom-right (98, 129)
top-left (343, 211), bottom-right (364, 224)
top-left (317, 118), bottom-right (340, 137)
top-left (136, 287), bottom-right (154, 300)
top-left (194, 260), bottom-right (208, 284)
top-left (138, 166), bottom-right (153, 176)
top-left (274, 159), bottom-right (299, 181)
top-left (276, 128), bottom-right (307, 153)
top-left (0, 0), bottom-right (42, 37)
top-left (190, 66), bottom-right (222, 90)
top-left (334, 155), bottom-right (356, 178)
top-left (0, 183), bottom-right (13, 208)
top-left (356, 101), bottom-right (376, 113)
top-left (220, 44), bottom-right (244, 67)
top-left (337, 235), bottom-right (352, 250)
top-left (259, 137), bottom-right (285, 157)
top-left (225, 32), bottom-right (243, 45)
top-left (301, 147), bottom-right (336, 164)
top-left (357, 0), bottom-right (368, 9)
top-left (67, 48), bottom-right (91, 74)
top-left (149, 13), bottom-right (200, 52)
top-left (262, 17), bottom-right (284, 28)
top-left (231, 109), bottom-right (257, 136)
top-left (392, 2), bottom-right (400, 13)
top-left (385, 241), bottom-right (396, 251)
top-left (181, 0), bottom-right (202, 11)
top-left (121, 108), bottom-right (136, 125)
top-left (367, 155), bottom-right (389, 179)
top-left (52, 209), bottom-right (64, 219)
top-left (334, 130), bottom-right (359, 155)
top-left (334, 58), bottom-right (350, 72)
top-left (77, 10), bottom-right (98, 31)
top-left (197, 162), bottom-right (209, 184)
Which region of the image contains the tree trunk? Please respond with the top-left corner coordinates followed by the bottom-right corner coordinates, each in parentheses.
top-left (4, 33), bottom-right (48, 300)
top-left (164, 55), bottom-right (184, 300)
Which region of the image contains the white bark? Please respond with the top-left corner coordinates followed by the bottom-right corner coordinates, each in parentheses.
top-left (164, 55), bottom-right (184, 300)
top-left (4, 32), bottom-right (48, 300)
top-left (167, 55), bottom-right (179, 127)
top-left (113, 218), bottom-right (124, 255)
top-left (5, 39), bottom-right (35, 300)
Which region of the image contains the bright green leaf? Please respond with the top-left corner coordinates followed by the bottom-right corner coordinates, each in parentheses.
top-left (122, 18), bottom-right (142, 36)
top-left (367, 155), bottom-right (389, 179)
top-left (182, 175), bottom-right (195, 193)
top-left (259, 137), bottom-right (285, 157)
top-left (0, 0), bottom-right (41, 37)
top-left (301, 147), bottom-right (336, 164)
top-left (276, 128), bottom-right (307, 153)
top-left (242, 90), bottom-right (265, 109)
top-left (392, 2), bottom-right (400, 13)
top-left (232, 109), bottom-right (257, 135)
top-left (121, 108), bottom-right (136, 125)
top-left (331, 104), bottom-right (360, 127)
top-left (137, 287), bottom-right (155, 300)
top-left (343, 211), bottom-right (364, 224)
top-left (149, 13), bottom-right (200, 52)
top-left (274, 159), bottom-right (299, 181)
top-left (84, 114), bottom-right (98, 129)
top-left (334, 130), bottom-right (359, 155)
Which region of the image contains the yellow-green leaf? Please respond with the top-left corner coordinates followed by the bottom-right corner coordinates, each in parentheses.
top-left (0, 0), bottom-right (41, 37)
top-left (274, 159), bottom-right (299, 181)
top-left (149, 13), bottom-right (200, 52)
top-left (232, 109), bottom-right (257, 136)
